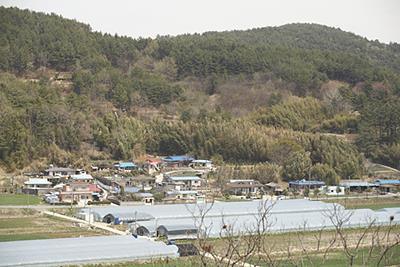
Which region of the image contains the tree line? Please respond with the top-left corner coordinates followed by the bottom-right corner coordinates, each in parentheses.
top-left (0, 6), bottom-right (399, 177)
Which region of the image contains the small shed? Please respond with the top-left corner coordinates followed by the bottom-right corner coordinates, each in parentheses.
top-left (134, 192), bottom-right (155, 205)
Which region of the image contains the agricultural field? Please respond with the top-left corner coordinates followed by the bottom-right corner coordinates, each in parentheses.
top-left (324, 196), bottom-right (400, 210)
top-left (0, 208), bottom-right (109, 242)
top-left (247, 246), bottom-right (400, 267)
top-left (79, 257), bottom-right (203, 267)
top-left (79, 229), bottom-right (400, 267)
top-left (0, 194), bottom-right (41, 205)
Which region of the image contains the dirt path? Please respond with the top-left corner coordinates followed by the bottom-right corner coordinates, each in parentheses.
top-left (42, 210), bottom-right (127, 235)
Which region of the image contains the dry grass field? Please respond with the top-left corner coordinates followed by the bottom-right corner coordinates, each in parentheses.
top-left (0, 208), bottom-right (109, 242)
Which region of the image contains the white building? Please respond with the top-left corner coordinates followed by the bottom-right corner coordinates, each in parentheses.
top-left (165, 176), bottom-right (202, 191)
top-left (320, 186), bottom-right (345, 196)
top-left (43, 167), bottom-right (76, 177)
top-left (225, 179), bottom-right (263, 196)
top-left (189, 160), bottom-right (213, 169)
top-left (23, 178), bottom-right (52, 195)
top-left (165, 190), bottom-right (199, 201)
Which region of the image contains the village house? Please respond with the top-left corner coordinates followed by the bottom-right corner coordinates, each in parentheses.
top-left (134, 192), bottom-right (155, 205)
top-left (69, 173), bottom-right (93, 183)
top-left (91, 162), bottom-right (113, 172)
top-left (124, 186), bottom-right (140, 194)
top-left (163, 155), bottom-right (195, 167)
top-left (339, 180), bottom-right (377, 192)
top-left (320, 185), bottom-right (346, 196)
top-left (58, 182), bottom-right (101, 204)
top-left (126, 175), bottom-right (156, 191)
top-left (114, 162), bottom-right (137, 172)
top-left (265, 182), bottom-right (285, 196)
top-left (164, 190), bottom-right (200, 202)
top-left (165, 175), bottom-right (202, 191)
top-left (96, 176), bottom-right (121, 194)
top-left (23, 178), bottom-right (52, 195)
top-left (225, 179), bottom-right (263, 197)
top-left (52, 172), bottom-right (102, 204)
top-left (375, 179), bottom-right (400, 193)
top-left (43, 167), bottom-right (76, 177)
top-left (144, 157), bottom-right (163, 175)
top-left (189, 160), bottom-right (213, 170)
top-left (288, 180), bottom-right (326, 191)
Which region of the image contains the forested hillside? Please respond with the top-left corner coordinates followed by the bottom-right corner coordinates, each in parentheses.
top-left (1, 6), bottom-right (399, 181)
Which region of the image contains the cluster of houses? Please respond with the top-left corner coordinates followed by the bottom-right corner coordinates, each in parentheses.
top-left (286, 178), bottom-right (400, 196)
top-left (23, 167), bottom-right (102, 204)
top-left (222, 178), bottom-right (400, 199)
top-left (22, 155), bottom-right (214, 205)
top-left (21, 154), bottom-right (400, 205)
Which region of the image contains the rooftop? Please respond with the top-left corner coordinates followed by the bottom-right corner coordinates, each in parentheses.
top-left (83, 199), bottom-right (335, 221)
top-left (289, 179), bottom-right (325, 186)
top-left (166, 190), bottom-right (198, 195)
top-left (44, 167), bottom-right (75, 172)
top-left (82, 199), bottom-right (400, 238)
top-left (164, 155), bottom-right (195, 162)
top-left (0, 235), bottom-right (178, 267)
top-left (125, 186), bottom-right (140, 193)
top-left (118, 162), bottom-right (137, 168)
top-left (24, 178), bottom-right (52, 185)
top-left (191, 159), bottom-right (212, 164)
top-left (70, 173), bottom-right (93, 180)
top-left (375, 179), bottom-right (400, 185)
top-left (103, 211), bottom-right (155, 221)
top-left (229, 179), bottom-right (257, 183)
top-left (167, 176), bottom-right (201, 182)
top-left (340, 180), bottom-right (376, 187)
top-left (135, 192), bottom-right (154, 198)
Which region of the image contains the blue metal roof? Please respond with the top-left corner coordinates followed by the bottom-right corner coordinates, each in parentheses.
top-left (118, 162), bottom-right (137, 168)
top-left (125, 186), bottom-right (140, 193)
top-left (375, 179), bottom-right (400, 185)
top-left (164, 155), bottom-right (194, 162)
top-left (289, 179), bottom-right (325, 186)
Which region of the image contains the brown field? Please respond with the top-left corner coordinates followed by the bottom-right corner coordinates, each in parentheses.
top-left (0, 208), bottom-right (109, 242)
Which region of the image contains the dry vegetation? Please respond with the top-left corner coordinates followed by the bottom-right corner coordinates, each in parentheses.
top-left (189, 202), bottom-right (400, 267)
top-left (0, 208), bottom-right (109, 242)
top-left (324, 197), bottom-right (400, 210)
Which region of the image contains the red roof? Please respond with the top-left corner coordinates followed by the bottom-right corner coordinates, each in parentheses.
top-left (146, 158), bottom-right (162, 164)
top-left (89, 184), bottom-right (102, 193)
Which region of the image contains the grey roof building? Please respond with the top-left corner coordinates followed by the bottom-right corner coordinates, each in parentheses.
top-left (0, 235), bottom-right (178, 267)
top-left (81, 199), bottom-right (400, 239)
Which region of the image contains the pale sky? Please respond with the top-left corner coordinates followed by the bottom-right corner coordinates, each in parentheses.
top-left (1, 0), bottom-right (400, 43)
